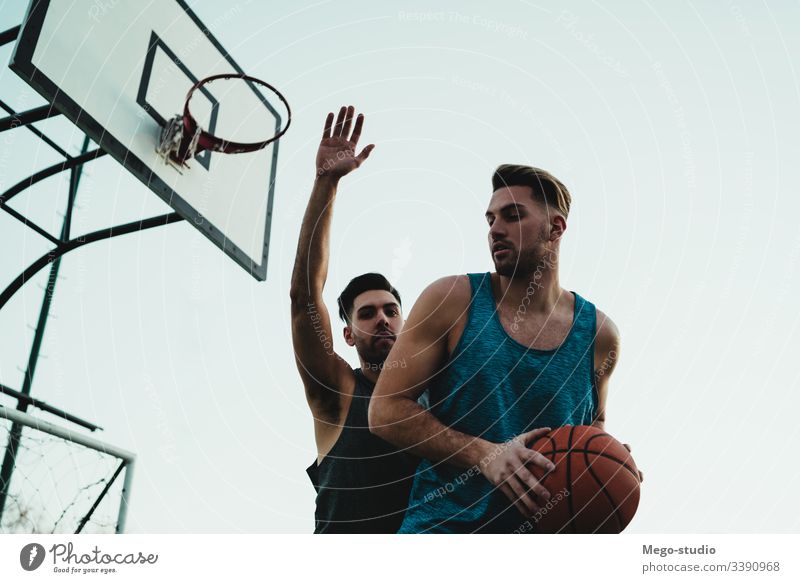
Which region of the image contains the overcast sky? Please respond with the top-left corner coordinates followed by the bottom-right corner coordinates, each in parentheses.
top-left (1, 0), bottom-right (799, 533)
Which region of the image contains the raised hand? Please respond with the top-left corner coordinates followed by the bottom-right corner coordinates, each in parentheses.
top-left (316, 105), bottom-right (375, 179)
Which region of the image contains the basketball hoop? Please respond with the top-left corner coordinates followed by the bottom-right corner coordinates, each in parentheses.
top-left (156, 73), bottom-right (291, 169)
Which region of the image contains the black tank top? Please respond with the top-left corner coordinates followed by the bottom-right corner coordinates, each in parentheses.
top-left (306, 369), bottom-right (418, 533)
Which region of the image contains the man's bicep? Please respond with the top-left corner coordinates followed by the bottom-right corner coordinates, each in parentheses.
top-left (375, 279), bottom-right (457, 401)
top-left (291, 298), bottom-right (351, 399)
top-left (593, 309), bottom-right (620, 427)
top-left (379, 328), bottom-right (446, 402)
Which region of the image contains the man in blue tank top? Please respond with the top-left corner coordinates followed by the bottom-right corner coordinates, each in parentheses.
top-left (290, 106), bottom-right (416, 533)
top-left (370, 164), bottom-right (632, 533)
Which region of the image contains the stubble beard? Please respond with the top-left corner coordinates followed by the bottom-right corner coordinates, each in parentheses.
top-left (355, 336), bottom-right (393, 368)
top-left (495, 240), bottom-right (553, 280)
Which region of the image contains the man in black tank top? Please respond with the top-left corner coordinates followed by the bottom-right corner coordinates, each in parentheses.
top-left (290, 106), bottom-right (417, 533)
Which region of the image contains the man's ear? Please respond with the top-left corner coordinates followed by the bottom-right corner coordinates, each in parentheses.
top-left (343, 325), bottom-right (355, 347)
top-left (550, 215), bottom-right (567, 242)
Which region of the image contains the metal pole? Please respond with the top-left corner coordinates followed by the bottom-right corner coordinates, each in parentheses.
top-left (0, 405), bottom-right (135, 461)
top-left (0, 211), bottom-right (183, 313)
top-left (0, 104), bottom-right (60, 132)
top-left (0, 382), bottom-right (102, 432)
top-left (0, 138), bottom-right (89, 521)
top-left (116, 460), bottom-right (135, 533)
top-left (75, 461), bottom-right (125, 534)
top-left (0, 25), bottom-right (20, 47)
top-left (0, 147), bottom-right (104, 205)
top-left (1, 402), bottom-right (136, 533)
top-left (0, 98), bottom-right (70, 158)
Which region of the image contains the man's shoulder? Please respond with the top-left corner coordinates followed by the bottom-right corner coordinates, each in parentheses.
top-left (420, 274), bottom-right (472, 309)
top-left (425, 273), bottom-right (471, 294)
top-left (406, 275), bottom-right (473, 336)
top-left (592, 305), bottom-right (620, 350)
top-left (571, 292), bottom-right (619, 340)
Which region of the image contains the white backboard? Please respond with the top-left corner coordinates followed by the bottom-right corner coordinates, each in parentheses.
top-left (10, 0), bottom-right (284, 280)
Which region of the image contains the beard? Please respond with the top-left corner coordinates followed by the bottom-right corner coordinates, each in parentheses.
top-left (493, 226), bottom-right (554, 279)
top-left (354, 335), bottom-right (395, 367)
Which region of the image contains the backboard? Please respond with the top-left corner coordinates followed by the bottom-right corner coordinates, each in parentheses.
top-left (9, 0), bottom-right (284, 280)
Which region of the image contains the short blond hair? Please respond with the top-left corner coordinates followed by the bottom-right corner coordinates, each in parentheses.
top-left (492, 164), bottom-right (571, 217)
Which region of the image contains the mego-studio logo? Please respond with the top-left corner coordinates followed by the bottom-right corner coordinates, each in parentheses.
top-left (20, 543), bottom-right (46, 571)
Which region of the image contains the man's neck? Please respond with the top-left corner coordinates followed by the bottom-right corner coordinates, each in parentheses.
top-left (495, 266), bottom-right (563, 315)
top-left (359, 363), bottom-right (381, 385)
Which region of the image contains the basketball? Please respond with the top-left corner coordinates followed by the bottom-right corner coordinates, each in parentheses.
top-left (528, 425), bottom-right (641, 533)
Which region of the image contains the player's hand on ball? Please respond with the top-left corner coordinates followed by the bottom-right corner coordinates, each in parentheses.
top-left (623, 443), bottom-right (644, 482)
top-left (479, 427), bottom-right (556, 517)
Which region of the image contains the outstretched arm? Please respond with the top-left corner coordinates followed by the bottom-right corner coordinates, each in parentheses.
top-left (369, 276), bottom-right (556, 516)
top-left (290, 106), bottom-right (375, 414)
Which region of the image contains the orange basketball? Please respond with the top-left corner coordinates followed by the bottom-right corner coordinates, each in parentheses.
top-left (528, 425), bottom-right (641, 533)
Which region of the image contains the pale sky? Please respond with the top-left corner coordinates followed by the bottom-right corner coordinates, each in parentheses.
top-left (1, 0), bottom-right (799, 533)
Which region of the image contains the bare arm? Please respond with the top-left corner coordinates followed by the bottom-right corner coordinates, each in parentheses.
top-left (591, 308), bottom-right (621, 431)
top-left (368, 277), bottom-right (491, 466)
top-left (369, 276), bottom-right (555, 516)
top-left (590, 310), bottom-right (641, 481)
top-left (290, 106), bottom-right (375, 413)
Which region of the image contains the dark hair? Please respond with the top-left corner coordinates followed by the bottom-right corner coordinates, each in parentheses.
top-left (337, 273), bottom-right (402, 323)
top-left (492, 164), bottom-right (572, 217)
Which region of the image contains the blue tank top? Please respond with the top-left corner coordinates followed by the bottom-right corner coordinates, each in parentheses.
top-left (398, 272), bottom-right (599, 533)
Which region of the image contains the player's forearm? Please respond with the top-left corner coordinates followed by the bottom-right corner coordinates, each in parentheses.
top-left (289, 176), bottom-right (339, 304)
top-left (369, 396), bottom-right (494, 470)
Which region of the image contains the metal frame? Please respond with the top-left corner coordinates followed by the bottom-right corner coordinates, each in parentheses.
top-left (0, 0), bottom-right (283, 531)
top-left (0, 22), bottom-right (180, 530)
top-left (9, 0), bottom-right (281, 281)
top-left (0, 404), bottom-right (135, 534)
